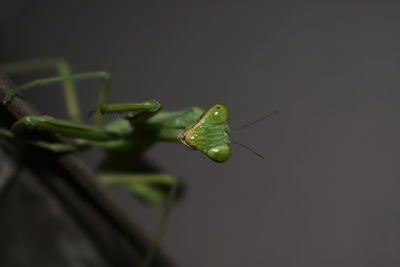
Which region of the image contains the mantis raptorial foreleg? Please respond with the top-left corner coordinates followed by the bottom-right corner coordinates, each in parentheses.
top-left (10, 98), bottom-right (163, 140)
top-left (96, 100), bottom-right (161, 124)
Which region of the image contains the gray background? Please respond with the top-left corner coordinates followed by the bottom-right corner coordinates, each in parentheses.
top-left (2, 1), bottom-right (400, 266)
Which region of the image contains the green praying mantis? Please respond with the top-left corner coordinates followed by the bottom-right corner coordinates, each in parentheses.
top-left (0, 58), bottom-right (236, 267)
top-left (0, 58), bottom-right (274, 267)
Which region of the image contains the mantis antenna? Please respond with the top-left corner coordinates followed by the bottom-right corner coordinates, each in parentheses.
top-left (232, 110), bottom-right (278, 131)
top-left (231, 141), bottom-right (264, 159)
top-left (231, 110), bottom-right (278, 159)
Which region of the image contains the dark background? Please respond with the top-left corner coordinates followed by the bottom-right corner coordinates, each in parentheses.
top-left (2, 1), bottom-right (400, 266)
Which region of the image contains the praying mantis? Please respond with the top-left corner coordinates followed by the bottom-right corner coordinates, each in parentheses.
top-left (0, 58), bottom-right (233, 267)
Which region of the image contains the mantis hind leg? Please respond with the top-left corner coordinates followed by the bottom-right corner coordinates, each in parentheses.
top-left (1, 63), bottom-right (111, 127)
top-left (0, 58), bottom-right (81, 122)
top-left (99, 172), bottom-right (178, 267)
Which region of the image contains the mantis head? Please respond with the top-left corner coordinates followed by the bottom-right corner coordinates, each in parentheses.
top-left (179, 104), bottom-right (231, 162)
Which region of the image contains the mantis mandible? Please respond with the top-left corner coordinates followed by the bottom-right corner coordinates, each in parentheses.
top-left (0, 58), bottom-right (232, 267)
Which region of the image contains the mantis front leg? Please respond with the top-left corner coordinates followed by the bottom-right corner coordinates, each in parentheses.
top-left (97, 99), bottom-right (161, 124)
top-left (9, 98), bottom-right (162, 148)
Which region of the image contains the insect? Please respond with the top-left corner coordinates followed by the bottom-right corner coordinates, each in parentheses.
top-left (0, 58), bottom-right (232, 267)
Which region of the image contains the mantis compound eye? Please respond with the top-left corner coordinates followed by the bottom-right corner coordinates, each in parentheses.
top-left (207, 104), bottom-right (228, 124)
top-left (184, 132), bottom-right (197, 147)
top-left (207, 144), bottom-right (230, 162)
